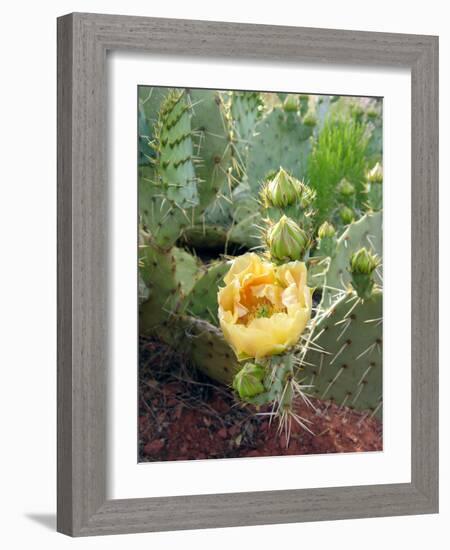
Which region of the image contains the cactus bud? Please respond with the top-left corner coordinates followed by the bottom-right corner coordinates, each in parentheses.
top-left (366, 162), bottom-right (383, 184)
top-left (337, 178), bottom-right (355, 197)
top-left (261, 167), bottom-right (301, 209)
top-left (298, 184), bottom-right (316, 209)
top-left (366, 163), bottom-right (383, 210)
top-left (283, 94), bottom-right (299, 113)
top-left (318, 221), bottom-right (336, 239)
top-left (303, 111), bottom-right (317, 127)
top-left (317, 221), bottom-right (337, 257)
top-left (233, 363), bottom-right (266, 400)
top-left (339, 206), bottom-right (355, 225)
top-left (268, 215), bottom-right (309, 262)
top-left (350, 247), bottom-right (380, 300)
top-left (350, 247), bottom-right (380, 275)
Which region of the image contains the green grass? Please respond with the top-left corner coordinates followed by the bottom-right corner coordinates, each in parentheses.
top-left (308, 116), bottom-right (369, 225)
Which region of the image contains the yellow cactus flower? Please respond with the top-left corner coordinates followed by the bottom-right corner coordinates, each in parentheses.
top-left (218, 253), bottom-right (312, 361)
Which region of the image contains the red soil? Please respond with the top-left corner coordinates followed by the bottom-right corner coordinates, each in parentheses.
top-left (139, 339), bottom-right (382, 462)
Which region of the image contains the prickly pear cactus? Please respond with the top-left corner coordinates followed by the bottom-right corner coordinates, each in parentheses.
top-left (138, 86), bottom-right (384, 434)
top-left (301, 288), bottom-right (382, 418)
top-left (228, 91), bottom-right (263, 177)
top-left (152, 316), bottom-right (240, 385)
top-left (246, 107), bottom-right (313, 195)
top-left (138, 86), bottom-right (170, 166)
top-left (154, 90), bottom-right (199, 208)
top-left (188, 89), bottom-right (232, 218)
top-left (139, 241), bottom-right (199, 329)
top-left (138, 102), bottom-right (154, 166)
top-left (242, 355), bottom-right (297, 407)
top-left (139, 89), bottom-right (200, 250)
top-left (182, 260), bottom-right (229, 325)
top-left (139, 87), bottom-right (171, 143)
top-left (324, 211), bottom-right (382, 300)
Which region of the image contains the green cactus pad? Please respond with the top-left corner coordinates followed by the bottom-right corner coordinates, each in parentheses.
top-left (306, 255), bottom-right (331, 289)
top-left (246, 108), bottom-right (313, 195)
top-left (188, 90), bottom-right (232, 214)
top-left (172, 247), bottom-right (200, 296)
top-left (229, 91), bottom-right (263, 176)
top-left (227, 182), bottom-right (265, 249)
top-left (138, 87), bottom-right (172, 165)
top-left (154, 90), bottom-right (199, 208)
top-left (153, 316), bottom-right (240, 385)
top-left (139, 166), bottom-right (191, 249)
top-left (182, 260), bottom-right (229, 325)
top-left (301, 289), bottom-right (382, 418)
top-left (138, 102), bottom-right (154, 165)
top-left (324, 211), bottom-right (382, 301)
top-left (139, 86), bottom-right (172, 140)
top-left (139, 244), bottom-right (199, 329)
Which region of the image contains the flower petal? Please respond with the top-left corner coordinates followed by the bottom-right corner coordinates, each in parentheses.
top-left (218, 254), bottom-right (312, 360)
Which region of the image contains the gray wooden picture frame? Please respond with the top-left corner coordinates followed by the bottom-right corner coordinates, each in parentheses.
top-left (57, 12), bottom-right (439, 537)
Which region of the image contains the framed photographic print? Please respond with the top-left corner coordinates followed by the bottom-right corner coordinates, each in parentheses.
top-left (57, 13), bottom-right (438, 536)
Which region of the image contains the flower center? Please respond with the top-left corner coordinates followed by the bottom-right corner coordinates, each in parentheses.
top-left (238, 296), bottom-right (284, 325)
top-left (255, 303), bottom-right (271, 318)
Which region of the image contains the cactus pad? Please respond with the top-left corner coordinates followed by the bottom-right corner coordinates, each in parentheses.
top-left (324, 211), bottom-right (382, 301)
top-left (182, 260), bottom-right (229, 325)
top-left (139, 167), bottom-right (191, 249)
top-left (188, 90), bottom-right (232, 215)
top-left (153, 316), bottom-right (240, 385)
top-left (139, 244), bottom-right (199, 329)
top-left (154, 90), bottom-right (199, 208)
top-left (301, 289), bottom-right (382, 418)
top-left (229, 91), bottom-right (263, 176)
top-left (246, 108), bottom-right (313, 195)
